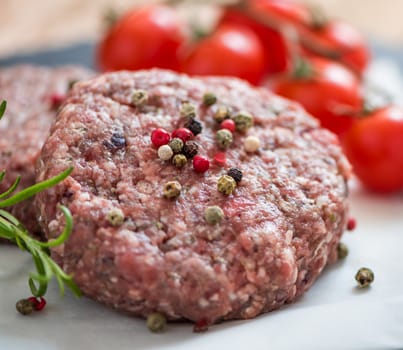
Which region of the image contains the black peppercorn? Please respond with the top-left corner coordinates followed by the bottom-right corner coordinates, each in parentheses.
top-left (355, 267), bottom-right (374, 288)
top-left (16, 299), bottom-right (34, 315)
top-left (183, 141), bottom-right (199, 158)
top-left (185, 118), bottom-right (203, 135)
top-left (227, 167), bottom-right (243, 183)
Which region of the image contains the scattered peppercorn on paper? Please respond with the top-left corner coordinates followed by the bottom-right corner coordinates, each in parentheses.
top-left (1, 58), bottom-right (403, 350)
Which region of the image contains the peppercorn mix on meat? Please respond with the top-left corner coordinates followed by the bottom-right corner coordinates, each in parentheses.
top-left (0, 65), bottom-right (93, 238)
top-left (35, 69), bottom-right (351, 324)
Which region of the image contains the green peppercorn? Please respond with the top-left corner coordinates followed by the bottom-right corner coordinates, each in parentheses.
top-left (232, 111), bottom-right (253, 132)
top-left (67, 79), bottom-right (78, 91)
top-left (180, 102), bottom-right (196, 119)
top-left (185, 118), bottom-right (202, 135)
top-left (172, 154), bottom-right (187, 168)
top-left (216, 129), bottom-right (233, 149)
top-left (213, 105), bottom-right (231, 123)
top-left (163, 181), bottom-right (182, 199)
top-left (168, 138), bottom-right (184, 154)
top-left (106, 208), bottom-right (125, 226)
top-left (337, 242), bottom-right (348, 259)
top-left (355, 267), bottom-right (374, 288)
top-left (227, 167), bottom-right (243, 183)
top-left (183, 140), bottom-right (199, 158)
top-left (217, 175), bottom-right (236, 195)
top-left (16, 299), bottom-right (34, 315)
top-left (203, 92), bottom-right (217, 106)
top-left (204, 206), bottom-right (224, 224)
top-left (132, 89), bottom-right (148, 107)
top-left (146, 312), bottom-right (167, 333)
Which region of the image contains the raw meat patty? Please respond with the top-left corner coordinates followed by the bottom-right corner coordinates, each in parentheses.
top-left (0, 65), bottom-right (93, 237)
top-left (35, 69), bottom-right (351, 324)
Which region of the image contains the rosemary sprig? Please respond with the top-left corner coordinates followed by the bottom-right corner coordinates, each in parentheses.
top-left (0, 99), bottom-right (81, 298)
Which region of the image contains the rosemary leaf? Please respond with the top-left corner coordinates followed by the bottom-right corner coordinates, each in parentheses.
top-left (0, 167), bottom-right (73, 208)
top-left (0, 100), bottom-right (6, 119)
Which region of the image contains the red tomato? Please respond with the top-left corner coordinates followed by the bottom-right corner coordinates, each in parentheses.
top-left (181, 25), bottom-right (265, 85)
top-left (219, 3), bottom-right (291, 74)
top-left (343, 106), bottom-right (403, 193)
top-left (302, 20), bottom-right (370, 74)
top-left (97, 4), bottom-right (187, 72)
top-left (271, 57), bottom-right (362, 137)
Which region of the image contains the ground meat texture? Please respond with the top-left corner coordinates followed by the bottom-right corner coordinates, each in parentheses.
top-left (35, 69), bottom-right (351, 324)
top-left (0, 65), bottom-right (93, 239)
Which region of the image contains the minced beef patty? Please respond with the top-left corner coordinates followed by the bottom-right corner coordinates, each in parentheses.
top-left (0, 65), bottom-right (93, 238)
top-left (35, 69), bottom-right (351, 324)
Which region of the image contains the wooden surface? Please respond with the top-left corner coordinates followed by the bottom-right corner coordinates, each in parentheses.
top-left (0, 0), bottom-right (402, 58)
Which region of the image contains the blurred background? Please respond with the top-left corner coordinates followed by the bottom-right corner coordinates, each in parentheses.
top-left (0, 0), bottom-right (403, 58)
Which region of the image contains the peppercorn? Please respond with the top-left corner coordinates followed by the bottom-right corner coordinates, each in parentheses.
top-left (107, 208), bottom-right (125, 226)
top-left (172, 128), bottom-right (194, 142)
top-left (244, 135), bottom-right (260, 153)
top-left (204, 206), bottom-right (224, 224)
top-left (216, 129), bottom-right (233, 150)
top-left (193, 319), bottom-right (209, 333)
top-left (168, 138), bottom-right (184, 154)
top-left (221, 119), bottom-right (236, 132)
top-left (213, 105), bottom-right (231, 123)
top-left (193, 156), bottom-right (210, 173)
top-left (180, 102), bottom-right (196, 119)
top-left (27, 296), bottom-right (47, 311)
top-left (146, 312), bottom-right (167, 333)
top-left (203, 92), bottom-right (217, 106)
top-left (355, 267), bottom-right (374, 288)
top-left (151, 128), bottom-right (171, 147)
top-left (337, 242), bottom-right (348, 259)
top-left (213, 152), bottom-right (226, 167)
top-left (347, 217), bottom-right (356, 231)
top-left (132, 89), bottom-right (148, 107)
top-left (217, 175), bottom-right (236, 195)
top-left (158, 144), bottom-right (174, 161)
top-left (67, 79), bottom-right (78, 91)
top-left (183, 140), bottom-right (199, 158)
top-left (163, 181), bottom-right (182, 199)
top-left (185, 118), bottom-right (203, 135)
top-left (172, 154), bottom-right (187, 168)
top-left (16, 299), bottom-right (34, 315)
top-left (227, 167), bottom-right (243, 183)
top-left (232, 111), bottom-right (253, 132)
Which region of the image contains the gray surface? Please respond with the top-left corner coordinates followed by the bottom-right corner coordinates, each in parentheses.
top-left (0, 41), bottom-right (402, 70)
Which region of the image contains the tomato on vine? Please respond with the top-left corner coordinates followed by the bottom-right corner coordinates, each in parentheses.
top-left (343, 106), bottom-right (403, 193)
top-left (97, 4), bottom-right (187, 72)
top-left (271, 57), bottom-right (362, 137)
top-left (181, 24), bottom-right (266, 85)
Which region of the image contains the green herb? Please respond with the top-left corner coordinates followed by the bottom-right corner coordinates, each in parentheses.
top-left (0, 100), bottom-right (6, 119)
top-left (0, 99), bottom-right (80, 298)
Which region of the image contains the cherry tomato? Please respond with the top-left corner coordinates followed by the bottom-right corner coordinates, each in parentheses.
top-left (343, 106), bottom-right (403, 193)
top-left (181, 25), bottom-right (265, 85)
top-left (219, 3), bottom-right (291, 74)
top-left (302, 20), bottom-right (370, 74)
top-left (97, 4), bottom-right (187, 72)
top-left (271, 57), bottom-right (362, 137)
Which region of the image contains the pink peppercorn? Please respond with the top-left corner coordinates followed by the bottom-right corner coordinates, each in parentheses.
top-left (220, 119), bottom-right (236, 133)
top-left (193, 156), bottom-right (210, 173)
top-left (347, 217), bottom-right (356, 231)
top-left (213, 152), bottom-right (226, 166)
top-left (172, 128), bottom-right (194, 142)
top-left (151, 128), bottom-right (170, 147)
top-left (27, 296), bottom-right (47, 311)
